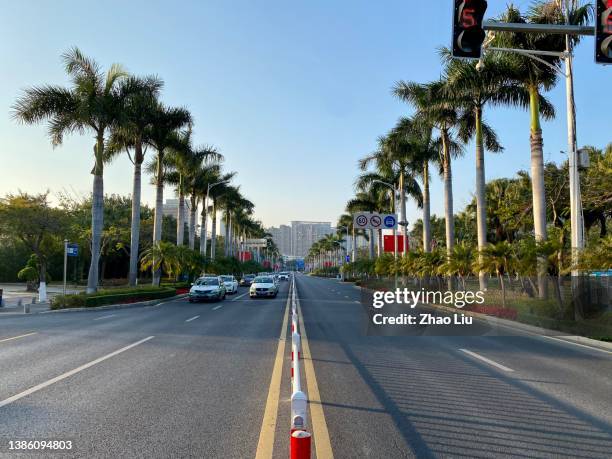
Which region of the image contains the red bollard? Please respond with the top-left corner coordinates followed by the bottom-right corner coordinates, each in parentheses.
top-left (290, 430), bottom-right (311, 459)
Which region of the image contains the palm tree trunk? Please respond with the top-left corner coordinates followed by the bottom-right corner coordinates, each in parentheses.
top-left (422, 161), bottom-right (431, 253)
top-left (400, 170), bottom-right (408, 254)
top-left (442, 130), bottom-right (455, 290)
top-left (188, 195), bottom-right (197, 250)
top-left (87, 136), bottom-right (105, 294)
top-left (176, 182), bottom-right (185, 246)
top-left (211, 200), bottom-right (217, 260)
top-left (475, 107), bottom-right (488, 291)
top-left (499, 270), bottom-right (506, 308)
top-left (368, 229), bottom-right (375, 259)
top-left (377, 229), bottom-right (382, 257)
top-left (128, 148), bottom-right (143, 287)
top-left (152, 154), bottom-right (164, 286)
top-left (224, 214), bottom-right (230, 256)
top-left (529, 85), bottom-right (548, 299)
top-left (352, 227), bottom-right (356, 261)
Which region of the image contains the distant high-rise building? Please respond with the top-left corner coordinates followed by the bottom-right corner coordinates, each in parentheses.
top-left (266, 221), bottom-right (333, 257)
top-left (290, 221), bottom-right (334, 257)
top-left (162, 199), bottom-right (191, 228)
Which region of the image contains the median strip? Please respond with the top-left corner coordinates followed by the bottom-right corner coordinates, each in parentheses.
top-left (0, 332), bottom-right (37, 344)
top-left (255, 283), bottom-right (290, 459)
top-left (296, 280), bottom-right (334, 458)
top-left (460, 349), bottom-right (514, 372)
top-left (0, 336), bottom-right (155, 409)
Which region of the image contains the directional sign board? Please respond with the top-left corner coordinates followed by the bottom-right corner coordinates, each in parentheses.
top-left (353, 212), bottom-right (397, 230)
top-left (66, 243), bottom-right (79, 257)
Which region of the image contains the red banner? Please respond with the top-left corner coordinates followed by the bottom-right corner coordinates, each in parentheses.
top-left (383, 235), bottom-right (409, 253)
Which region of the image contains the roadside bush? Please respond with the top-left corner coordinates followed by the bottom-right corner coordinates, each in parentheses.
top-left (51, 286), bottom-right (176, 310)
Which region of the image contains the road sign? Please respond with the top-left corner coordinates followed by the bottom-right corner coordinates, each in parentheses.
top-left (353, 212), bottom-right (397, 230)
top-left (66, 243), bottom-right (79, 257)
top-left (245, 238), bottom-right (268, 248)
top-left (383, 215), bottom-right (397, 229)
top-left (346, 255), bottom-right (350, 262)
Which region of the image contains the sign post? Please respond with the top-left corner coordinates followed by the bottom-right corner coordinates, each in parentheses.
top-left (63, 242), bottom-right (79, 296)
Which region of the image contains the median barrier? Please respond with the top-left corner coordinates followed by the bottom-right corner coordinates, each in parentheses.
top-left (288, 277), bottom-right (311, 458)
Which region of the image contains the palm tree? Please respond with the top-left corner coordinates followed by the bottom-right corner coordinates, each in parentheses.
top-left (146, 103), bottom-right (191, 285)
top-left (13, 48), bottom-right (129, 293)
top-left (140, 241), bottom-right (179, 284)
top-left (477, 241), bottom-right (514, 308)
top-left (391, 117), bottom-right (439, 253)
top-left (394, 81), bottom-right (464, 271)
top-left (441, 49), bottom-right (540, 290)
top-left (441, 242), bottom-right (475, 290)
top-left (493, 1), bottom-right (591, 297)
top-left (165, 129), bottom-right (222, 248)
top-left (108, 75), bottom-right (163, 286)
top-left (206, 174), bottom-right (235, 260)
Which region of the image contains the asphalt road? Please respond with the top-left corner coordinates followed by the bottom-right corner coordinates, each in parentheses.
top-left (295, 274), bottom-right (612, 458)
top-left (1, 275), bottom-right (611, 458)
top-left (0, 284), bottom-right (290, 458)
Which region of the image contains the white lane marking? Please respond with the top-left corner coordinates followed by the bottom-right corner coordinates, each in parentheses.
top-left (460, 349), bottom-right (514, 372)
top-left (212, 305), bottom-right (223, 311)
top-left (93, 314), bottom-right (116, 321)
top-left (354, 300), bottom-right (360, 304)
top-left (231, 292), bottom-right (248, 301)
top-left (0, 336), bottom-right (155, 409)
top-left (185, 315), bottom-right (200, 322)
top-left (0, 332), bottom-right (37, 343)
top-left (344, 295), bottom-right (349, 299)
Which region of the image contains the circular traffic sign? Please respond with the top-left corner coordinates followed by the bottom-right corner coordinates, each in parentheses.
top-left (383, 215), bottom-right (396, 228)
top-left (370, 215), bottom-right (382, 228)
top-left (356, 215), bottom-right (368, 227)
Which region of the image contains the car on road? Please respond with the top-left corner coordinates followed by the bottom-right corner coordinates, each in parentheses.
top-left (240, 274), bottom-right (256, 286)
top-left (220, 275), bottom-right (239, 294)
top-left (249, 276), bottom-right (279, 298)
top-left (189, 276), bottom-right (226, 302)
top-left (277, 272), bottom-right (290, 281)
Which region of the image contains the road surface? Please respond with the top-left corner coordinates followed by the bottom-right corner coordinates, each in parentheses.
top-left (0, 274), bottom-right (611, 458)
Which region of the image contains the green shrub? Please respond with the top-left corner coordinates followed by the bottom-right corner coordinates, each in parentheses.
top-left (51, 286), bottom-right (177, 310)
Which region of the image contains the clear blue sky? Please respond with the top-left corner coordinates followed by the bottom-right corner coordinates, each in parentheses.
top-left (0, 1), bottom-right (609, 228)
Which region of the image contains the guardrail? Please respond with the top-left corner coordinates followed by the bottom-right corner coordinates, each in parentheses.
top-left (289, 276), bottom-right (311, 458)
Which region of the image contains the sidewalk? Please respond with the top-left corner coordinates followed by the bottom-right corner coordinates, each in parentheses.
top-left (0, 283), bottom-right (83, 311)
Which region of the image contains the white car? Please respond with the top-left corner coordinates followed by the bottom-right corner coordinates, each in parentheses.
top-left (250, 275), bottom-right (279, 298)
top-left (220, 275), bottom-right (239, 294)
top-left (189, 276), bottom-right (226, 302)
top-left (277, 272), bottom-right (290, 281)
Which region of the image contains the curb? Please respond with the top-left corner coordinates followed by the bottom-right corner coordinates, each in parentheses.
top-left (0, 294), bottom-right (187, 316)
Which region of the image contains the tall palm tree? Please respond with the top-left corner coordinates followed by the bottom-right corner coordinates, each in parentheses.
top-left (13, 48), bottom-right (128, 293)
top-left (206, 173), bottom-right (235, 260)
top-left (493, 1), bottom-right (591, 297)
top-left (146, 104), bottom-right (191, 285)
top-left (108, 75), bottom-right (163, 286)
top-left (439, 50), bottom-right (540, 289)
top-left (165, 130), bottom-right (222, 248)
top-left (394, 81), bottom-right (464, 266)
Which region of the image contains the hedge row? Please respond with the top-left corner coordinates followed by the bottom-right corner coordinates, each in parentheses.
top-left (51, 287), bottom-right (177, 310)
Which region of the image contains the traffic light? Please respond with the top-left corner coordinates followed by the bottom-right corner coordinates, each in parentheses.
top-left (596, 0), bottom-right (612, 64)
top-left (452, 0), bottom-right (488, 59)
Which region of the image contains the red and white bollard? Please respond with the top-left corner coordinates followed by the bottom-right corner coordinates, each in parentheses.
top-left (290, 430), bottom-right (311, 459)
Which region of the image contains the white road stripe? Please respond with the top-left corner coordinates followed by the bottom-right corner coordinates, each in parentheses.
top-left (0, 332), bottom-right (37, 343)
top-left (185, 315), bottom-right (200, 322)
top-left (354, 300), bottom-right (360, 304)
top-left (212, 305), bottom-right (223, 311)
top-left (0, 336), bottom-right (155, 409)
top-left (93, 314), bottom-right (116, 321)
top-left (231, 292), bottom-right (248, 301)
top-left (460, 349), bottom-right (514, 372)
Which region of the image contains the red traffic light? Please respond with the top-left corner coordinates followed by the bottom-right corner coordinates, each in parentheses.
top-left (452, 0), bottom-right (488, 59)
top-left (596, 0), bottom-right (612, 64)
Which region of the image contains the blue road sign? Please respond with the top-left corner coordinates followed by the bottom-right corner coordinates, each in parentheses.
top-left (66, 243), bottom-right (79, 257)
top-left (383, 215), bottom-right (397, 229)
top-left (346, 255), bottom-right (350, 262)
